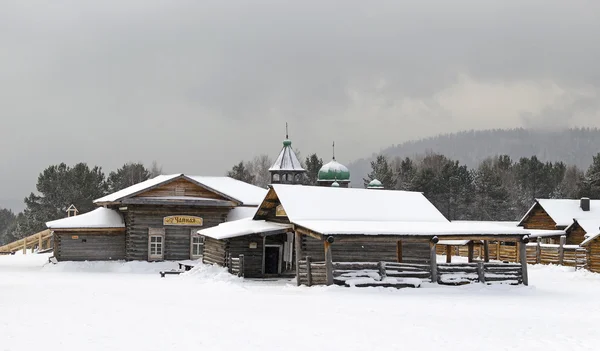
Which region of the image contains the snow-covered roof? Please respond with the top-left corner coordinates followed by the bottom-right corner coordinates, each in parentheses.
top-left (94, 174), bottom-right (180, 204)
top-left (270, 184), bottom-right (449, 223)
top-left (293, 220), bottom-right (531, 237)
top-left (527, 229), bottom-right (566, 238)
top-left (226, 207), bottom-right (258, 222)
top-left (522, 199), bottom-right (600, 227)
top-left (46, 208), bottom-right (125, 229)
top-left (452, 221), bottom-right (519, 228)
top-left (187, 176), bottom-right (267, 206)
top-left (577, 220), bottom-right (600, 246)
top-left (198, 219), bottom-right (291, 240)
top-left (94, 174), bottom-right (267, 206)
top-left (438, 240), bottom-right (471, 246)
top-left (269, 140), bottom-right (305, 172)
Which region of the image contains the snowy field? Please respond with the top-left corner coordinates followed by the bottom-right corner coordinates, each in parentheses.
top-left (2, 254), bottom-right (600, 351)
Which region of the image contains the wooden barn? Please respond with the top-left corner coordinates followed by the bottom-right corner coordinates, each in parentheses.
top-left (46, 174), bottom-right (266, 262)
top-left (519, 198), bottom-right (600, 245)
top-left (200, 185), bottom-right (531, 285)
top-left (576, 220), bottom-right (600, 273)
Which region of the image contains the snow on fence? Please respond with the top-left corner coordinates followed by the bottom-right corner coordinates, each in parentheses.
top-left (227, 254), bottom-right (245, 277)
top-left (297, 258), bottom-right (523, 287)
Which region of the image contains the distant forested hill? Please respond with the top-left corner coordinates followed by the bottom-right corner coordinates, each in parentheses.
top-left (348, 128), bottom-right (600, 185)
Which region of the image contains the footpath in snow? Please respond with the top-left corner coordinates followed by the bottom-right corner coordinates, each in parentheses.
top-left (1, 253), bottom-right (600, 351)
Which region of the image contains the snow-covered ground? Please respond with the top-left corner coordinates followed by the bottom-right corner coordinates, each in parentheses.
top-left (1, 254), bottom-right (600, 351)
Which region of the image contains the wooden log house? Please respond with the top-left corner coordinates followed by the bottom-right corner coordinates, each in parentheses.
top-left (199, 184), bottom-right (532, 284)
top-left (519, 198), bottom-right (600, 245)
top-left (46, 174), bottom-right (267, 261)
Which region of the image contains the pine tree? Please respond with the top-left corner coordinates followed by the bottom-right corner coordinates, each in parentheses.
top-left (363, 155), bottom-right (395, 189)
top-left (304, 154), bottom-right (323, 185)
top-left (107, 162), bottom-right (151, 193)
top-left (227, 161), bottom-right (255, 184)
top-left (22, 163), bottom-right (108, 234)
top-left (472, 158), bottom-right (513, 220)
top-left (149, 161), bottom-right (163, 177)
top-left (0, 208), bottom-right (17, 245)
top-left (579, 153), bottom-right (600, 198)
top-left (393, 157), bottom-right (415, 190)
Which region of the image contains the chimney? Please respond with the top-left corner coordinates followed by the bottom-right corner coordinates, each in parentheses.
top-left (580, 197), bottom-right (590, 212)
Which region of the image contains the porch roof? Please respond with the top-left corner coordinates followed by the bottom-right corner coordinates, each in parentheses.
top-left (46, 208), bottom-right (125, 229)
top-left (198, 219), bottom-right (292, 240)
top-left (293, 220), bottom-right (531, 238)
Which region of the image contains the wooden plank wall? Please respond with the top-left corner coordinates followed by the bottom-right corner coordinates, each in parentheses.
top-left (203, 237), bottom-right (227, 266)
top-left (586, 239), bottom-right (600, 273)
top-left (521, 206), bottom-right (558, 229)
top-left (567, 226), bottom-right (587, 245)
top-left (135, 178), bottom-right (228, 201)
top-left (227, 234), bottom-right (264, 278)
top-left (300, 236), bottom-right (426, 263)
top-left (54, 232), bottom-right (125, 261)
top-left (124, 206), bottom-right (229, 260)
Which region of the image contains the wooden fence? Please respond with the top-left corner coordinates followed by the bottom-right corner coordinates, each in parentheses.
top-left (297, 257), bottom-right (523, 287)
top-left (438, 236), bottom-right (587, 270)
top-left (227, 254), bottom-right (245, 277)
top-left (0, 229), bottom-right (53, 255)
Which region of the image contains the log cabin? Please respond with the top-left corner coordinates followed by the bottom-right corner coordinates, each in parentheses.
top-left (519, 198), bottom-right (600, 245)
top-left (199, 184), bottom-right (531, 283)
top-left (575, 220), bottom-right (600, 273)
top-left (46, 174), bottom-right (266, 261)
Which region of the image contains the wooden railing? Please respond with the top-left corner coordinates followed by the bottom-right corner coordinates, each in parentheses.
top-left (0, 229), bottom-right (53, 254)
top-left (297, 258), bottom-right (523, 287)
top-left (227, 254), bottom-right (245, 277)
top-left (438, 236), bottom-right (587, 270)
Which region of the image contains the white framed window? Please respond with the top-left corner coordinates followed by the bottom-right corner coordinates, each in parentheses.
top-left (148, 228), bottom-right (165, 260)
top-left (190, 230), bottom-right (204, 259)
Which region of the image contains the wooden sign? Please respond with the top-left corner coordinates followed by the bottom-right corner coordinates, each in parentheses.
top-left (71, 235), bottom-right (79, 240)
top-left (275, 204), bottom-right (287, 217)
top-left (249, 242), bottom-right (258, 249)
top-left (163, 216), bottom-right (203, 226)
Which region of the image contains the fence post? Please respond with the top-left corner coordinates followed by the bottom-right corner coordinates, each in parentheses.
top-left (378, 261), bottom-right (386, 280)
top-left (536, 239), bottom-right (541, 264)
top-left (559, 235), bottom-right (566, 266)
top-left (22, 238), bottom-right (27, 255)
top-left (520, 237), bottom-right (529, 286)
top-left (430, 237), bottom-right (438, 284)
top-left (295, 232), bottom-right (302, 286)
top-left (239, 254), bottom-right (244, 277)
top-left (496, 241), bottom-right (501, 261)
top-left (477, 262), bottom-right (485, 283)
top-left (483, 241), bottom-right (490, 262)
top-left (324, 237), bottom-right (334, 286)
top-left (306, 256), bottom-right (312, 287)
top-left (467, 241), bottom-right (474, 263)
top-left (446, 245), bottom-right (452, 263)
top-left (38, 232), bottom-right (43, 252)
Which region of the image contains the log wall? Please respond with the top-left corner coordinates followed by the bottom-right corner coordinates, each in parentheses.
top-left (124, 205), bottom-right (229, 261)
top-left (521, 205), bottom-right (558, 229)
top-left (135, 178), bottom-right (228, 201)
top-left (54, 232), bottom-right (125, 261)
top-left (586, 239), bottom-right (600, 273)
top-left (203, 236), bottom-right (227, 266)
top-left (299, 236), bottom-right (429, 263)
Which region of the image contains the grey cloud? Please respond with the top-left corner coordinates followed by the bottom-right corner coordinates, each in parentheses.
top-left (1, 0), bottom-right (600, 211)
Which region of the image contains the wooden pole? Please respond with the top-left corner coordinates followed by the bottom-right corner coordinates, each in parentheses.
top-left (22, 238), bottom-right (26, 255)
top-left (536, 239), bottom-right (541, 264)
top-left (477, 262), bottom-right (485, 283)
top-left (516, 243), bottom-right (520, 263)
top-left (324, 239), bottom-right (334, 286)
top-left (261, 235), bottom-right (266, 275)
top-left (483, 241), bottom-right (490, 262)
top-left (378, 261), bottom-right (386, 280)
top-left (559, 235), bottom-right (566, 266)
top-left (239, 254), bottom-right (245, 278)
top-left (520, 239), bottom-right (529, 286)
top-left (38, 232), bottom-right (43, 252)
top-left (295, 232), bottom-right (301, 286)
top-left (430, 241), bottom-right (438, 283)
top-left (396, 241), bottom-right (402, 263)
top-left (467, 241), bottom-right (474, 263)
top-left (306, 256), bottom-right (312, 286)
top-left (496, 241), bottom-right (501, 261)
top-left (446, 245), bottom-right (452, 263)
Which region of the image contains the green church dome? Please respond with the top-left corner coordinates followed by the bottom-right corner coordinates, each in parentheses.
top-left (282, 139), bottom-right (292, 147)
top-left (318, 160), bottom-right (350, 181)
top-left (367, 179), bottom-right (384, 189)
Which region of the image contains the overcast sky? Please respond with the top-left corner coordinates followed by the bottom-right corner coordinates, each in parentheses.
top-left (1, 0), bottom-right (600, 211)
